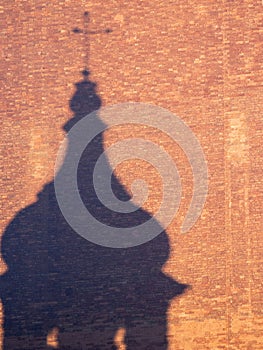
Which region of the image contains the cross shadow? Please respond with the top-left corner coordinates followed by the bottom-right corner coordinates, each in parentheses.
top-left (0, 70), bottom-right (189, 349)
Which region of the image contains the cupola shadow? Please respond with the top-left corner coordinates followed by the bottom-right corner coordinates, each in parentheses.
top-left (1, 69), bottom-right (188, 349)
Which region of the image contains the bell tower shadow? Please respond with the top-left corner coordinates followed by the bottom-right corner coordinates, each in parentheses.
top-left (0, 23), bottom-right (189, 350)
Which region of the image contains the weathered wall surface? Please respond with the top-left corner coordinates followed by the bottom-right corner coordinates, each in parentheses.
top-left (0, 0), bottom-right (262, 349)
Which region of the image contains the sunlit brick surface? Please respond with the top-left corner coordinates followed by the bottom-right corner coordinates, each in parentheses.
top-left (0, 1), bottom-right (262, 349)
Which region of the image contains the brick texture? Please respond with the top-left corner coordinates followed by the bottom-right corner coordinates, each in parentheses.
top-left (0, 1), bottom-right (262, 349)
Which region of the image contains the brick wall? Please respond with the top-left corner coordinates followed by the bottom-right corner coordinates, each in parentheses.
top-left (0, 1), bottom-right (262, 349)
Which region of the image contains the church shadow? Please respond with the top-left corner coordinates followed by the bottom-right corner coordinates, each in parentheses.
top-left (0, 70), bottom-right (189, 349)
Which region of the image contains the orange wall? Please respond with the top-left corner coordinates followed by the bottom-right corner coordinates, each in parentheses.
top-left (0, 1), bottom-right (262, 349)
